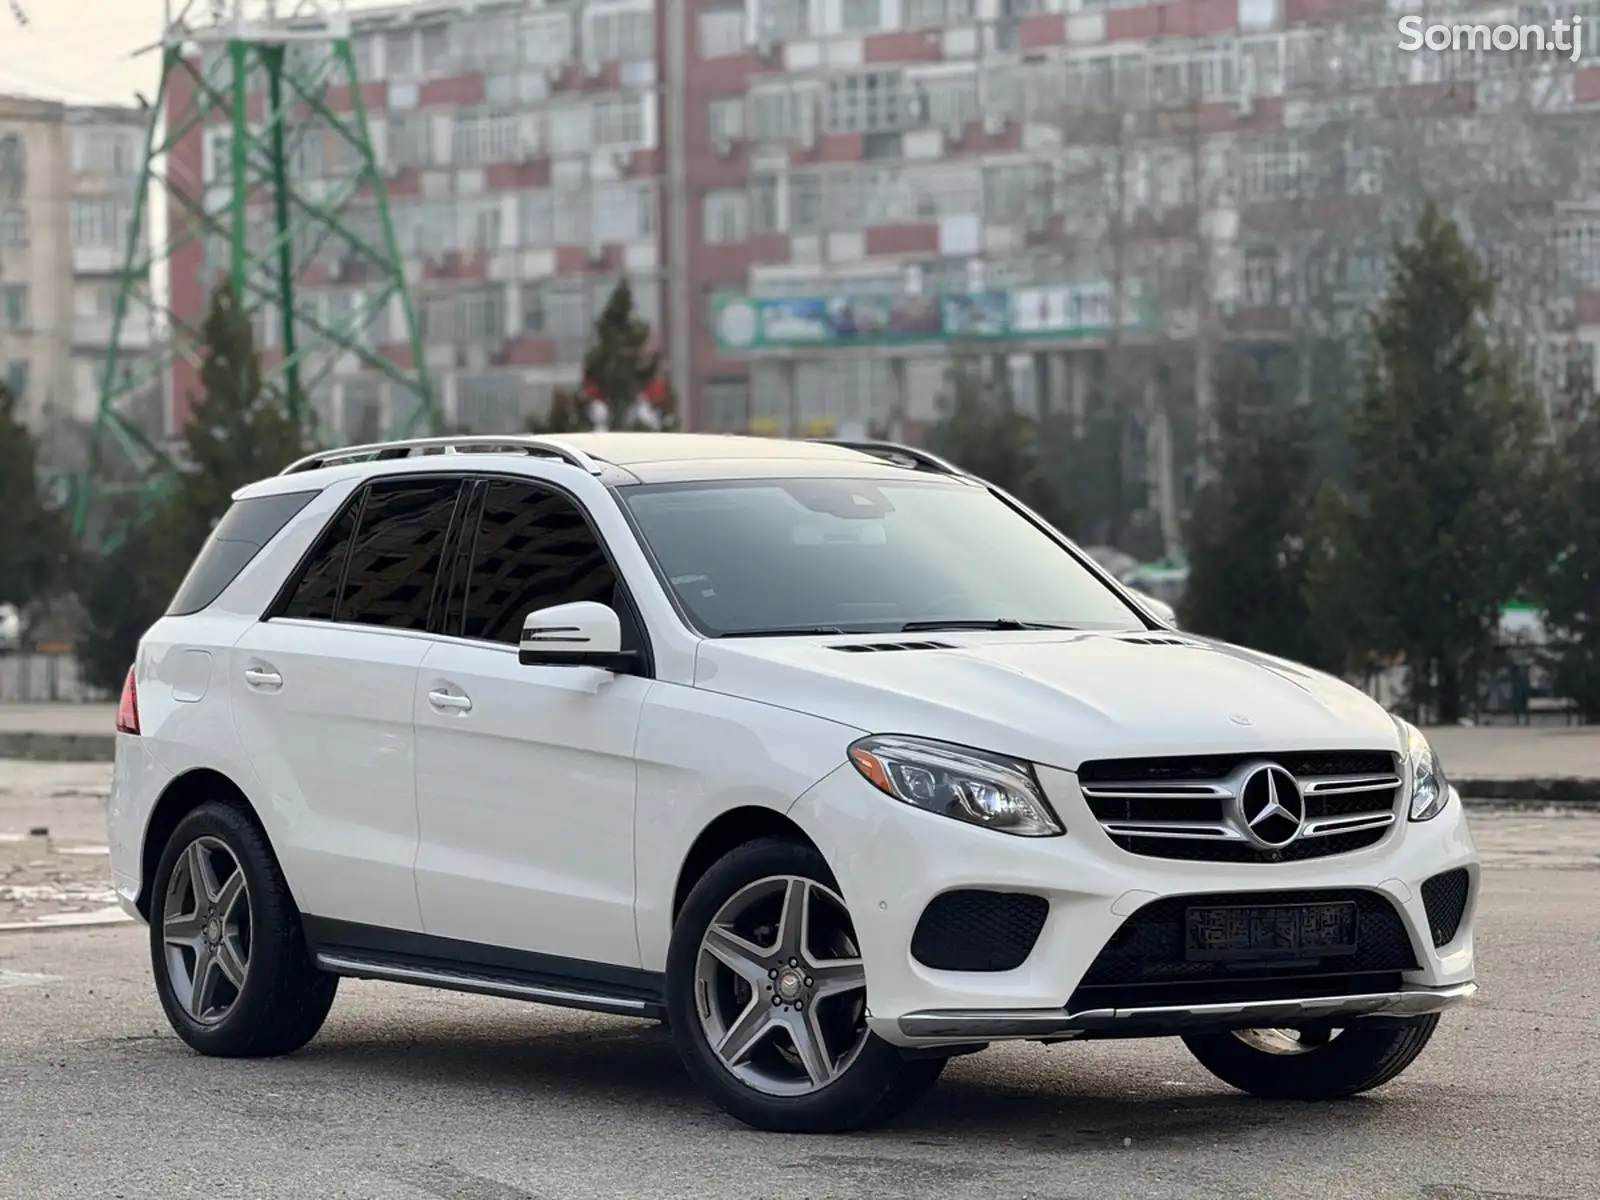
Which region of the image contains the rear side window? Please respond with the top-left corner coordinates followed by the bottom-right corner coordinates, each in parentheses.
top-left (167, 490), bottom-right (320, 617)
top-left (339, 479), bottom-right (463, 630)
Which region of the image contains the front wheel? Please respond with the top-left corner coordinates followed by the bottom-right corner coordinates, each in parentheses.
top-left (1182, 1017), bottom-right (1441, 1100)
top-left (665, 837), bottom-right (944, 1132)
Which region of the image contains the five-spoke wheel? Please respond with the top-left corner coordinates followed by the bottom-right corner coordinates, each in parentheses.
top-left (149, 800), bottom-right (337, 1057)
top-left (1184, 1016), bottom-right (1441, 1100)
top-left (694, 875), bottom-right (869, 1096)
top-left (162, 836), bottom-right (252, 1025)
top-left (667, 837), bottom-right (946, 1132)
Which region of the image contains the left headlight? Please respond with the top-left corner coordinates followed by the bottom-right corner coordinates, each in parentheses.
top-left (1395, 716), bottom-right (1450, 822)
top-left (847, 735), bottom-right (1064, 837)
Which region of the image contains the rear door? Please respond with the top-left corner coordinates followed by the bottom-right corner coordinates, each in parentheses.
top-left (231, 474), bottom-right (467, 933)
top-left (412, 475), bottom-right (652, 967)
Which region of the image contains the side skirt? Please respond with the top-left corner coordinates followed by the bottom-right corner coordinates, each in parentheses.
top-left (301, 916), bottom-right (667, 1021)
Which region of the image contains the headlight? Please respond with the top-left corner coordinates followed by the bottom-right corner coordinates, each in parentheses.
top-left (1395, 716), bottom-right (1449, 821)
top-left (847, 735), bottom-right (1063, 837)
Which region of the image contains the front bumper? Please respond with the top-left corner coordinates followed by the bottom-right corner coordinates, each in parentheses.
top-left (788, 764), bottom-right (1479, 1049)
top-left (898, 981), bottom-right (1477, 1042)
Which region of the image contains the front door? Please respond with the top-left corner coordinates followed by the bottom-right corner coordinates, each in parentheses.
top-left (413, 476), bottom-right (651, 969)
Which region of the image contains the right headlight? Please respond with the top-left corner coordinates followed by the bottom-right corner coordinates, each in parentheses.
top-left (847, 735), bottom-right (1064, 837)
top-left (1394, 716), bottom-right (1450, 822)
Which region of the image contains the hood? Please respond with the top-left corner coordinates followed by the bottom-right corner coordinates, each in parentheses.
top-left (693, 630), bottom-right (1400, 770)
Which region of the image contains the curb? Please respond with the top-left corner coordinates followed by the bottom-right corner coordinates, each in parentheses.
top-left (1455, 777), bottom-right (1600, 807)
top-left (0, 908), bottom-right (134, 935)
top-left (0, 732), bottom-right (115, 763)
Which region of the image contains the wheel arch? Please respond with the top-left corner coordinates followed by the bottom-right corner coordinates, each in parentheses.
top-left (671, 805), bottom-right (823, 924)
top-left (135, 768), bottom-right (275, 921)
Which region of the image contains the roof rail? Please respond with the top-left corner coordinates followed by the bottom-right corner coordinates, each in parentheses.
top-left (278, 435), bottom-right (603, 477)
top-left (808, 438), bottom-right (970, 477)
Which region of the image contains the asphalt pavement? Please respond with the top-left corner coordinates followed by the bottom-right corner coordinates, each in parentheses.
top-left (1, 759), bottom-right (1598, 1199)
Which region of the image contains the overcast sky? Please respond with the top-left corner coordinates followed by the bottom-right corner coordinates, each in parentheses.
top-left (0, 0), bottom-right (396, 106)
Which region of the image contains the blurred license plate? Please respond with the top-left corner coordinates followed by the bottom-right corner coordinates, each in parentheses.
top-left (1185, 902), bottom-right (1358, 961)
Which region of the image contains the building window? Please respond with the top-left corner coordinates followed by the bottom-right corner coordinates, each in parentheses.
top-left (753, 0), bottom-right (810, 40)
top-left (72, 198), bottom-right (134, 248)
top-left (905, 0), bottom-right (975, 27)
top-left (704, 377), bottom-right (750, 431)
top-left (750, 85), bottom-right (820, 141)
top-left (452, 111), bottom-right (525, 165)
top-left (1240, 138), bottom-right (1308, 203)
top-left (548, 106), bottom-right (593, 154)
top-left (1556, 217), bottom-right (1600, 290)
top-left (827, 71), bottom-right (906, 135)
top-left (1, 285), bottom-right (27, 331)
top-left (0, 206), bottom-right (25, 248)
top-left (4, 360), bottom-right (25, 400)
top-left (595, 182), bottom-right (657, 243)
top-left (419, 23), bottom-right (454, 74)
top-left (71, 129), bottom-right (141, 176)
top-left (702, 189), bottom-right (749, 244)
top-left (1243, 246), bottom-right (1279, 306)
top-left (587, 9), bottom-right (654, 60)
top-left (839, 0), bottom-right (882, 32)
top-left (553, 191), bottom-right (590, 244)
top-left (750, 174), bottom-right (780, 233)
top-left (593, 98), bottom-right (645, 147)
top-left (386, 113), bottom-right (432, 168)
top-left (0, 134), bottom-right (24, 182)
top-left (699, 3), bottom-right (746, 57)
top-left (522, 12), bottom-right (574, 65)
top-left (708, 97), bottom-right (744, 141)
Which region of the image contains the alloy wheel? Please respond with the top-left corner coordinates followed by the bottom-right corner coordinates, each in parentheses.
top-left (161, 836), bottom-right (252, 1025)
top-left (1233, 1027), bottom-right (1345, 1055)
top-left (693, 875), bottom-right (869, 1097)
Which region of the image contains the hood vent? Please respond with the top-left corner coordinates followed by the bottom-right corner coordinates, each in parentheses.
top-left (829, 640), bottom-right (956, 654)
top-left (1116, 634), bottom-right (1193, 646)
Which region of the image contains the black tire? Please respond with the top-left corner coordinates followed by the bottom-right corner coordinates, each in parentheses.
top-left (149, 799), bottom-right (337, 1057)
top-left (1182, 1016), bottom-right (1441, 1100)
top-left (666, 836), bottom-right (945, 1133)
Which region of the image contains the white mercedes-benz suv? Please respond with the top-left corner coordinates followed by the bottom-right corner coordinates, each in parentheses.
top-left (106, 433), bottom-right (1478, 1132)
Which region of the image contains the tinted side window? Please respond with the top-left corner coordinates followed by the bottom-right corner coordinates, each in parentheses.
top-left (339, 478), bottom-right (464, 630)
top-left (278, 495), bottom-right (361, 621)
top-left (462, 480), bottom-right (617, 645)
top-left (167, 490), bottom-right (320, 616)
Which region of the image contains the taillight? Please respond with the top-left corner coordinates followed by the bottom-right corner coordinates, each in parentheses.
top-left (116, 666), bottom-right (140, 735)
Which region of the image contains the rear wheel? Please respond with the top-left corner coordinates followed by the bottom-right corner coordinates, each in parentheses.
top-left (150, 800), bottom-right (337, 1057)
top-left (666, 837), bottom-right (945, 1132)
top-left (1182, 1017), bottom-right (1441, 1100)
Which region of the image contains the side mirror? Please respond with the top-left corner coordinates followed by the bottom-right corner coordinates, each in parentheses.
top-left (518, 601), bottom-right (638, 672)
top-left (1131, 590), bottom-right (1179, 629)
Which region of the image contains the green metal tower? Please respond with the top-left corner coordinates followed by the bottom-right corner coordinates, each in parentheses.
top-left (73, 0), bottom-right (439, 544)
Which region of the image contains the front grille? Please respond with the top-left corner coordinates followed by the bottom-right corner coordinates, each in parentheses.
top-left (1420, 868), bottom-right (1471, 947)
top-left (1068, 887), bottom-right (1420, 1013)
top-left (1079, 750), bottom-right (1402, 863)
top-left (911, 890), bottom-right (1049, 972)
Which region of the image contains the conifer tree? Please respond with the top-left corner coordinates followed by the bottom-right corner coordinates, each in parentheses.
top-left (0, 381), bottom-right (74, 620)
top-left (1305, 203), bottom-right (1545, 721)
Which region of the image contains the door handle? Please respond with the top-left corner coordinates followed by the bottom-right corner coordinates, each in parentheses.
top-left (243, 667), bottom-right (282, 689)
top-left (428, 689), bottom-right (472, 712)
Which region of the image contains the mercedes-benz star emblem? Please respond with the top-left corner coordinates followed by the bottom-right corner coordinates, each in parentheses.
top-left (1232, 763), bottom-right (1305, 848)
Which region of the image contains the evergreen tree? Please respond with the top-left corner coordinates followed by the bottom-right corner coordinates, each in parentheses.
top-left (1305, 203), bottom-right (1545, 722)
top-left (1179, 363), bottom-right (1326, 667)
top-left (1536, 351), bottom-right (1600, 720)
top-left (0, 382), bottom-right (74, 621)
top-left (925, 356), bottom-right (1074, 534)
top-left (77, 282), bottom-right (309, 690)
top-left (525, 280), bottom-right (677, 433)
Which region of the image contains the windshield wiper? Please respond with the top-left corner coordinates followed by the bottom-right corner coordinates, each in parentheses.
top-left (718, 626), bottom-right (849, 638)
top-left (898, 618), bottom-right (1077, 632)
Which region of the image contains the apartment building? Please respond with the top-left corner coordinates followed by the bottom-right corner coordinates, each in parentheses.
top-left (0, 94), bottom-right (151, 439)
top-left (162, 0), bottom-right (1600, 445)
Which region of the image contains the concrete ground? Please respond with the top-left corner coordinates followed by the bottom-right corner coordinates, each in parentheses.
top-left (1, 760), bottom-right (1598, 1198)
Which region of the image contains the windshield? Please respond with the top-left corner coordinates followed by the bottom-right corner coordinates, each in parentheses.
top-left (619, 477), bottom-right (1147, 636)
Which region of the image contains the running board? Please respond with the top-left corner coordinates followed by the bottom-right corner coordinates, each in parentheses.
top-left (315, 953), bottom-right (661, 1019)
